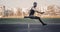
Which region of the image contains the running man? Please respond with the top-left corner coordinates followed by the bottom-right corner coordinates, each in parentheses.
top-left (24, 2), bottom-right (47, 25)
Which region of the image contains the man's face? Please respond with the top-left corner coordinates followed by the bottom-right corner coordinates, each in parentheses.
top-left (33, 2), bottom-right (37, 8)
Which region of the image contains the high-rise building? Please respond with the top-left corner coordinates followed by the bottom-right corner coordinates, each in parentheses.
top-left (0, 5), bottom-right (5, 17)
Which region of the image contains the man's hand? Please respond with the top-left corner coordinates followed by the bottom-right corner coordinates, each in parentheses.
top-left (40, 12), bottom-right (45, 14)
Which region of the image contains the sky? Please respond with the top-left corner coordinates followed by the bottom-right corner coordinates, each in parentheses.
top-left (0, 0), bottom-right (60, 9)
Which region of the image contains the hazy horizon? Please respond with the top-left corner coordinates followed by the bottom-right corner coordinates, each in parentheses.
top-left (0, 0), bottom-right (60, 9)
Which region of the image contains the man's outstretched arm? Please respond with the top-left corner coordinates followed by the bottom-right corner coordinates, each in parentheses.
top-left (35, 11), bottom-right (45, 14)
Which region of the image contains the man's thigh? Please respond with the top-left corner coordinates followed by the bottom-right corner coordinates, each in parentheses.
top-left (30, 16), bottom-right (40, 19)
top-left (24, 16), bottom-right (40, 19)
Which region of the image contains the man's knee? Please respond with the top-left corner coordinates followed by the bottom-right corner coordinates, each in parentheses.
top-left (24, 16), bottom-right (29, 18)
top-left (36, 16), bottom-right (40, 19)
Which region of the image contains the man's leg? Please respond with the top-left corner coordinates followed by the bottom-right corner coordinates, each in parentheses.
top-left (24, 16), bottom-right (47, 25)
top-left (31, 16), bottom-right (47, 25)
top-left (37, 17), bottom-right (47, 25)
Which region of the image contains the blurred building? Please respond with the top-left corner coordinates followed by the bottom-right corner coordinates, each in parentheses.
top-left (11, 8), bottom-right (24, 18)
top-left (22, 8), bottom-right (30, 16)
top-left (0, 5), bottom-right (5, 17)
top-left (5, 8), bottom-right (14, 16)
top-left (47, 5), bottom-right (60, 15)
top-left (12, 8), bottom-right (17, 16)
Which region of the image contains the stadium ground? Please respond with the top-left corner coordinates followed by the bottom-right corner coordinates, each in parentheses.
top-left (0, 18), bottom-right (60, 32)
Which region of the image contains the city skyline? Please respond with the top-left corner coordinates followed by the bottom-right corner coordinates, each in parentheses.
top-left (0, 0), bottom-right (60, 9)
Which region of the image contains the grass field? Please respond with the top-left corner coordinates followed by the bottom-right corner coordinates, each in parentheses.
top-left (0, 18), bottom-right (60, 24)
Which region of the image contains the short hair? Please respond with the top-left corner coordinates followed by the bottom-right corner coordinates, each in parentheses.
top-left (33, 2), bottom-right (37, 5)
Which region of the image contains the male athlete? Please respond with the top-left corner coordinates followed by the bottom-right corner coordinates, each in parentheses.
top-left (24, 2), bottom-right (47, 25)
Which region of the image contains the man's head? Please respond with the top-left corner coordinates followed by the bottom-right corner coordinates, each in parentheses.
top-left (33, 2), bottom-right (37, 8)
